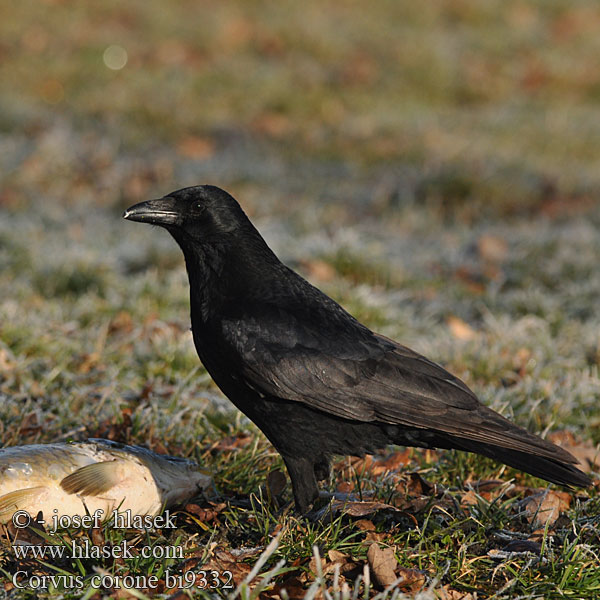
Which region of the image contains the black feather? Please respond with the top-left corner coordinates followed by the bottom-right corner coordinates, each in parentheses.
top-left (124, 185), bottom-right (592, 513)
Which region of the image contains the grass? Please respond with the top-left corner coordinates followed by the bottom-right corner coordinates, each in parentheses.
top-left (1, 0), bottom-right (600, 598)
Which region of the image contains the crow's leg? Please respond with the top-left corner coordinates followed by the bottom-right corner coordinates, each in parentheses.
top-left (282, 455), bottom-right (319, 514)
top-left (314, 457), bottom-right (331, 482)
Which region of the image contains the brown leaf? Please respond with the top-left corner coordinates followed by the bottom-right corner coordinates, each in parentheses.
top-left (328, 550), bottom-right (347, 563)
top-left (365, 531), bottom-right (388, 543)
top-left (437, 585), bottom-right (477, 600)
top-left (184, 502), bottom-right (225, 523)
top-left (336, 450), bottom-right (415, 479)
top-left (91, 526), bottom-right (104, 547)
top-left (176, 136), bottom-right (215, 159)
top-left (274, 576), bottom-right (306, 600)
top-left (252, 112), bottom-right (291, 137)
top-left (336, 481), bottom-right (354, 493)
top-left (18, 411), bottom-right (41, 436)
top-left (373, 449), bottom-right (413, 474)
top-left (300, 259), bottom-right (336, 282)
top-left (548, 431), bottom-right (599, 472)
top-left (447, 316), bottom-right (477, 341)
top-left (523, 490), bottom-right (570, 527)
top-left (354, 519), bottom-right (375, 531)
top-left (460, 490), bottom-right (479, 507)
top-left (331, 500), bottom-right (398, 518)
top-left (477, 234), bottom-right (508, 263)
top-left (108, 311), bottom-right (133, 335)
top-left (367, 543), bottom-right (397, 589)
top-left (396, 566), bottom-right (426, 593)
top-left (197, 549), bottom-right (252, 588)
top-left (405, 472), bottom-right (436, 496)
top-left (211, 433), bottom-right (253, 452)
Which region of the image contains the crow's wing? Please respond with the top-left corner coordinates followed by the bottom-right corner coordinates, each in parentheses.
top-left (224, 300), bottom-right (578, 465)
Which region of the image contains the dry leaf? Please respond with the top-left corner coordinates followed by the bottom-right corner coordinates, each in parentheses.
top-left (108, 311), bottom-right (133, 335)
top-left (252, 112), bottom-right (291, 137)
top-left (477, 234), bottom-right (508, 263)
top-left (336, 450), bottom-right (413, 479)
top-left (396, 566), bottom-right (426, 593)
top-left (460, 490), bottom-right (479, 507)
top-left (336, 481), bottom-right (354, 493)
top-left (177, 136), bottom-right (214, 159)
top-left (548, 431), bottom-right (599, 472)
top-left (365, 531), bottom-right (388, 543)
top-left (462, 479), bottom-right (516, 503)
top-left (185, 502), bottom-right (226, 523)
top-left (447, 316), bottom-right (477, 341)
top-left (198, 549), bottom-right (252, 588)
top-left (328, 550), bottom-right (347, 563)
top-left (275, 576), bottom-right (306, 600)
top-left (513, 347), bottom-right (532, 376)
top-left (523, 490), bottom-right (570, 527)
top-left (437, 585), bottom-right (477, 600)
top-left (211, 433), bottom-right (253, 452)
top-left (331, 500), bottom-right (398, 518)
top-left (354, 519), bottom-right (375, 531)
top-left (367, 543), bottom-right (397, 588)
top-left (300, 259), bottom-right (336, 282)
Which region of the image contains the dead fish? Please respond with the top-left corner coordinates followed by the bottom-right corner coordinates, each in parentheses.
top-left (0, 438), bottom-right (212, 524)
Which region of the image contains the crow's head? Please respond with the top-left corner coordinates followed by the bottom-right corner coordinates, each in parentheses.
top-left (123, 185), bottom-right (251, 242)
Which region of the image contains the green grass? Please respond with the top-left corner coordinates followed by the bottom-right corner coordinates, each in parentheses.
top-left (1, 1), bottom-right (600, 598)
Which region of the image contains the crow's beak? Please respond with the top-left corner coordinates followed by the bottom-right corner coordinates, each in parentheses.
top-left (123, 197), bottom-right (179, 226)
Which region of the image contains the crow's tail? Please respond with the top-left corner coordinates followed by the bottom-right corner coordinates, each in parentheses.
top-left (446, 436), bottom-right (592, 488)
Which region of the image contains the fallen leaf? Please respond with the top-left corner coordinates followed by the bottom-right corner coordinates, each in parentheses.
top-left (331, 500), bottom-right (398, 518)
top-left (462, 479), bottom-right (517, 503)
top-left (460, 490), bottom-right (479, 507)
top-left (300, 259), bottom-right (336, 282)
top-left (513, 347), bottom-right (532, 376)
top-left (548, 431), bottom-right (599, 472)
top-left (437, 585), bottom-right (477, 599)
top-left (252, 112), bottom-right (291, 137)
top-left (176, 136), bottom-right (214, 159)
top-left (367, 544), bottom-right (397, 588)
top-left (328, 549), bottom-right (347, 563)
top-left (354, 519), bottom-right (375, 531)
top-left (274, 576), bottom-right (306, 600)
top-left (396, 566), bottom-right (426, 593)
top-left (184, 502), bottom-right (226, 523)
top-left (211, 433), bottom-right (253, 452)
top-left (447, 316), bottom-right (477, 341)
top-left (522, 490), bottom-right (570, 527)
top-left (365, 531), bottom-right (389, 543)
top-left (477, 234), bottom-right (508, 263)
top-left (336, 481), bottom-right (354, 493)
top-left (197, 549), bottom-right (252, 588)
top-left (108, 311), bottom-right (133, 335)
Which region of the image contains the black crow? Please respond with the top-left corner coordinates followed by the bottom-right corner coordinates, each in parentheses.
top-left (124, 185), bottom-right (591, 513)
